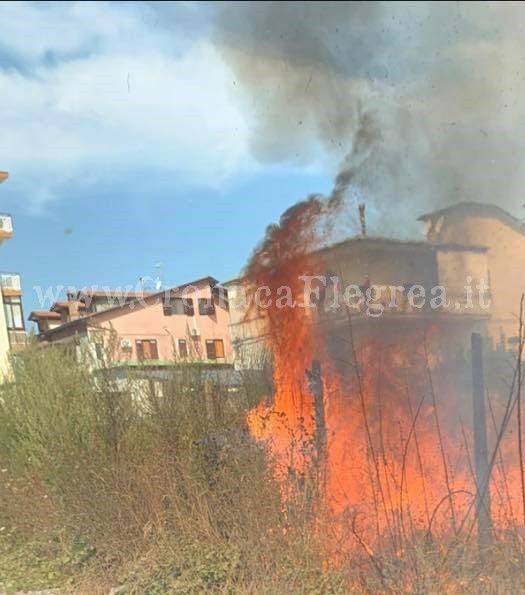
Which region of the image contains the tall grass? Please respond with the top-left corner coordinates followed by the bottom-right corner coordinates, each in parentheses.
top-left (1, 344), bottom-right (525, 594)
top-left (0, 346), bottom-right (336, 594)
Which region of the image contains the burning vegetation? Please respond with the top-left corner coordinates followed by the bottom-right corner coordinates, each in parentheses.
top-left (227, 5), bottom-right (525, 572)
top-left (243, 169), bottom-right (525, 576)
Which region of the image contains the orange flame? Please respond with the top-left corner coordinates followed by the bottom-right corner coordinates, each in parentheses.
top-left (244, 217), bottom-right (524, 555)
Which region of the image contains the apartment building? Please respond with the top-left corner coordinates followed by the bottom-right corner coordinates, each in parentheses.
top-left (29, 289), bottom-right (152, 333)
top-left (30, 277), bottom-right (233, 365)
top-left (226, 202), bottom-right (525, 368)
top-left (0, 171), bottom-right (26, 377)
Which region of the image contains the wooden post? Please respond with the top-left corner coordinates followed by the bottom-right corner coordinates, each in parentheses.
top-left (307, 360), bottom-right (327, 483)
top-left (471, 333), bottom-right (493, 545)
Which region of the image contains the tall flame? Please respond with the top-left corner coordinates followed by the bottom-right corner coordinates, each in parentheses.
top-left (244, 208), bottom-right (524, 555)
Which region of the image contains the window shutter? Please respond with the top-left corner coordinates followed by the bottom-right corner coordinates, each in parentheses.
top-left (149, 340), bottom-right (159, 360)
top-left (206, 339), bottom-right (216, 360)
top-left (136, 340), bottom-right (144, 361)
top-left (214, 339), bottom-right (225, 359)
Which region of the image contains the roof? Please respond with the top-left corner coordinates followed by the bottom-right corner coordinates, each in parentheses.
top-left (418, 202), bottom-right (525, 236)
top-left (41, 276), bottom-right (220, 340)
top-left (220, 277), bottom-right (242, 287)
top-left (29, 310), bottom-right (61, 321)
top-left (318, 235), bottom-right (488, 255)
top-left (143, 276), bottom-right (219, 303)
top-left (78, 289), bottom-right (154, 299)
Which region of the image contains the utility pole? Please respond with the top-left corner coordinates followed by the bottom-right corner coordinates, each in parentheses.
top-left (471, 333), bottom-right (493, 546)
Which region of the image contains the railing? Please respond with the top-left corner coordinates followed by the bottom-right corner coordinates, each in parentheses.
top-left (0, 213), bottom-right (13, 234)
top-left (314, 284), bottom-right (492, 321)
top-left (0, 272), bottom-right (21, 292)
top-left (8, 329), bottom-right (27, 351)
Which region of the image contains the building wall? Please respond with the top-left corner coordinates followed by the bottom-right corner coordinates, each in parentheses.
top-left (92, 281), bottom-right (233, 363)
top-left (435, 247), bottom-right (490, 312)
top-left (225, 281), bottom-right (268, 368)
top-left (226, 238), bottom-right (495, 369)
top-left (322, 239), bottom-right (439, 291)
top-left (429, 214), bottom-right (525, 347)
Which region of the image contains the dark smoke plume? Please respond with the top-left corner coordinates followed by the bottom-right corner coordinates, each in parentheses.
top-left (214, 1), bottom-right (525, 235)
top-left (245, 107), bottom-right (380, 279)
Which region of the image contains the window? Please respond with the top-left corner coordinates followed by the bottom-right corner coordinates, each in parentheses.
top-left (178, 339), bottom-right (188, 358)
top-left (163, 297), bottom-right (181, 316)
top-left (3, 296), bottom-right (24, 330)
top-left (136, 339), bottom-right (159, 361)
top-left (212, 286), bottom-right (229, 309)
top-left (205, 339), bottom-right (225, 360)
top-left (163, 297), bottom-right (194, 316)
top-left (198, 298), bottom-right (215, 316)
top-left (183, 298), bottom-right (194, 316)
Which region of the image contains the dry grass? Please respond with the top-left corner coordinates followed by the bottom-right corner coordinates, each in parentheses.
top-left (0, 345), bottom-right (524, 594)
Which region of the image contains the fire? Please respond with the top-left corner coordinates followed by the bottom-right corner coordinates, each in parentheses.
top-left (244, 214), bottom-right (525, 556)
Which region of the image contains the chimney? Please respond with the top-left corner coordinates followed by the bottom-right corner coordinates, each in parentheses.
top-left (359, 203), bottom-right (367, 236)
top-left (67, 290), bottom-right (81, 321)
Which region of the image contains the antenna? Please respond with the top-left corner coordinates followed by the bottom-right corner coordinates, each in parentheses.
top-left (358, 203), bottom-right (367, 236)
top-left (154, 262), bottom-right (165, 291)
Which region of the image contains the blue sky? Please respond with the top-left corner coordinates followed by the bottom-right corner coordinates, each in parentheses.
top-left (0, 1), bottom-right (337, 317)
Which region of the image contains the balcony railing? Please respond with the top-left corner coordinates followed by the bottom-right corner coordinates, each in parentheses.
top-left (313, 284), bottom-right (492, 322)
top-left (0, 272), bottom-right (21, 292)
top-left (0, 213), bottom-right (13, 234)
top-left (8, 329), bottom-right (27, 352)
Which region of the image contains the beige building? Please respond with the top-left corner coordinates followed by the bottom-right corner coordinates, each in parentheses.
top-left (227, 202), bottom-right (525, 368)
top-left (0, 172), bottom-right (26, 378)
top-left (419, 202), bottom-right (525, 348)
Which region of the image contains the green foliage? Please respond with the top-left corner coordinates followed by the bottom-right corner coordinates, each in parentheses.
top-left (0, 535), bottom-right (95, 593)
top-left (123, 542), bottom-right (241, 595)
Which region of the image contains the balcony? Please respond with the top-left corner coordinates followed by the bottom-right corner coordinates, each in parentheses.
top-left (313, 284), bottom-right (492, 325)
top-left (0, 272), bottom-right (22, 296)
top-left (0, 213), bottom-right (13, 241)
top-left (8, 329), bottom-right (27, 352)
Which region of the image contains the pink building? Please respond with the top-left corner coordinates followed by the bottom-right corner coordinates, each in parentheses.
top-left (33, 277), bottom-right (233, 365)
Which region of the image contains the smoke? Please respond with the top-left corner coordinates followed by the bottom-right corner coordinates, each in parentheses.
top-left (214, 1), bottom-right (525, 234)
top-left (245, 107), bottom-right (380, 280)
